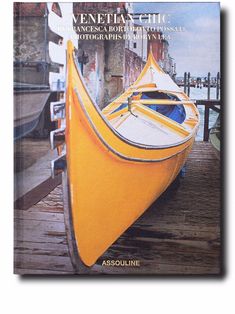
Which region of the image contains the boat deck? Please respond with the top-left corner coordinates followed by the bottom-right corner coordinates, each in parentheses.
top-left (113, 111), bottom-right (186, 146)
top-left (14, 142), bottom-right (221, 275)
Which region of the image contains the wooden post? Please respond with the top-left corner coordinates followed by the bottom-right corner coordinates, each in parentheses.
top-left (216, 72), bottom-right (220, 100)
top-left (204, 106), bottom-right (210, 141)
top-left (207, 72), bottom-right (211, 100)
top-left (187, 72), bottom-right (190, 97)
top-left (128, 96), bottom-right (132, 112)
top-left (80, 62), bottom-right (84, 75)
top-left (184, 72), bottom-right (187, 94)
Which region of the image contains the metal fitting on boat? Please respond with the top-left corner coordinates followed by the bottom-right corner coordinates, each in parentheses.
top-left (51, 153), bottom-right (66, 178)
top-left (50, 127), bottom-right (65, 150)
top-left (50, 101), bottom-right (65, 121)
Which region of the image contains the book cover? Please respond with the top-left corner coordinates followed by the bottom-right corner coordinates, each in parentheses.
top-left (14, 2), bottom-right (221, 275)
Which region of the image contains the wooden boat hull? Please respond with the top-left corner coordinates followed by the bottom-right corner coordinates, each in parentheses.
top-left (51, 41), bottom-right (199, 267)
top-left (14, 85), bottom-right (50, 140)
top-left (67, 93), bottom-right (194, 266)
top-left (209, 115), bottom-right (220, 160)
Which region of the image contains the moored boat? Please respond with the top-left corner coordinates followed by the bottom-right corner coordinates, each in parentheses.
top-left (50, 41), bottom-right (199, 268)
top-left (14, 83), bottom-right (51, 140)
top-left (209, 115), bottom-right (220, 160)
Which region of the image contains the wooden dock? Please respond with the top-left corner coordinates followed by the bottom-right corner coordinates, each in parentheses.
top-left (14, 142), bottom-right (221, 275)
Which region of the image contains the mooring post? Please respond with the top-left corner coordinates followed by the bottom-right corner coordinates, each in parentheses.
top-left (204, 105), bottom-right (210, 141)
top-left (184, 72), bottom-right (187, 94)
top-left (207, 72), bottom-right (211, 100)
top-left (187, 72), bottom-right (190, 97)
top-left (216, 72), bottom-right (220, 100)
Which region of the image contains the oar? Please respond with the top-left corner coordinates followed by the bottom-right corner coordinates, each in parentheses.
top-left (113, 99), bottom-right (194, 105)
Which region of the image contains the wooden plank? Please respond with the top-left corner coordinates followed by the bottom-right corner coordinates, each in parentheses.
top-left (15, 240), bottom-right (70, 254)
top-left (14, 268), bottom-right (74, 275)
top-left (203, 106), bottom-right (210, 141)
top-left (207, 72), bottom-right (211, 100)
top-left (127, 100), bottom-right (194, 105)
top-left (195, 100), bottom-right (221, 107)
top-left (14, 142), bottom-right (221, 275)
top-left (15, 242), bottom-right (69, 257)
top-left (187, 72), bottom-right (190, 96)
top-left (33, 185), bottom-right (64, 213)
top-left (14, 209), bottom-right (64, 223)
top-left (184, 72), bottom-right (187, 94)
top-left (14, 174), bottom-right (62, 210)
top-left (92, 263), bottom-right (220, 275)
top-left (121, 225), bottom-right (219, 242)
top-left (14, 253), bottom-right (74, 273)
top-left (216, 72), bottom-right (220, 100)
top-left (14, 219), bottom-right (67, 244)
top-left (98, 247), bottom-right (220, 269)
top-left (14, 218), bottom-right (66, 233)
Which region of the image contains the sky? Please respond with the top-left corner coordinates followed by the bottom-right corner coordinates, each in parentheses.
top-left (133, 2), bottom-right (220, 77)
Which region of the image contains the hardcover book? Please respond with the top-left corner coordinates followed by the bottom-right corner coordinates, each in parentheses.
top-left (14, 2), bottom-right (221, 275)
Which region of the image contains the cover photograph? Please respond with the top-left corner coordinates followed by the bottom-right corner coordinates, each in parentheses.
top-left (14, 2), bottom-right (221, 275)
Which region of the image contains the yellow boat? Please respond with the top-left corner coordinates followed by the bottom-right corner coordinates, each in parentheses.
top-left (50, 41), bottom-right (199, 268)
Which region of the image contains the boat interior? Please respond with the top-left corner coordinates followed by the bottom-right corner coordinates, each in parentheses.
top-left (109, 90), bottom-right (186, 123)
top-left (104, 89), bottom-right (196, 147)
top-left (70, 46), bottom-right (199, 148)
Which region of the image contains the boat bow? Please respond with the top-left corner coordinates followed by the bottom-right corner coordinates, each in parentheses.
top-left (51, 41), bottom-right (199, 267)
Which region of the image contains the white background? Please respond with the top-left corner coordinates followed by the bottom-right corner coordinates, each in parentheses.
top-left (0, 1), bottom-right (234, 313)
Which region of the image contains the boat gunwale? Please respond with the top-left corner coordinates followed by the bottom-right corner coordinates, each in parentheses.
top-left (71, 49), bottom-right (198, 151)
top-left (14, 89), bottom-right (51, 94)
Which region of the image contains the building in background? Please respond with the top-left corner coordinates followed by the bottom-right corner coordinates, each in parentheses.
top-left (73, 2), bottom-right (127, 108)
top-left (13, 2), bottom-right (77, 139)
top-left (47, 2), bottom-right (78, 90)
top-left (125, 3), bottom-right (148, 62)
top-left (14, 2), bottom-right (177, 116)
top-left (73, 3), bottom-right (177, 106)
top-left (14, 2), bottom-right (62, 86)
top-left (148, 31), bottom-right (176, 78)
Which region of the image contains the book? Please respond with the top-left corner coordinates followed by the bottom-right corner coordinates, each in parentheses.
top-left (14, 2), bottom-right (221, 275)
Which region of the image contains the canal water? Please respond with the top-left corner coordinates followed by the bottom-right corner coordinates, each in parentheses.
top-left (180, 87), bottom-right (220, 141)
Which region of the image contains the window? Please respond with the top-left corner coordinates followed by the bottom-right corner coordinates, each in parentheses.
top-left (133, 42), bottom-right (137, 49)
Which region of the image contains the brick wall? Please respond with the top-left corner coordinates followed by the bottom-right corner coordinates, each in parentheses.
top-left (73, 2), bottom-right (127, 108)
top-left (14, 16), bottom-right (50, 84)
top-left (14, 3), bottom-right (61, 85)
top-left (78, 40), bottom-right (105, 107)
top-left (124, 48), bottom-right (145, 89)
top-left (78, 39), bottom-right (125, 109)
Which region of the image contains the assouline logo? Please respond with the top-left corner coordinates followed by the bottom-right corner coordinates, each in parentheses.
top-left (102, 260), bottom-right (140, 267)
